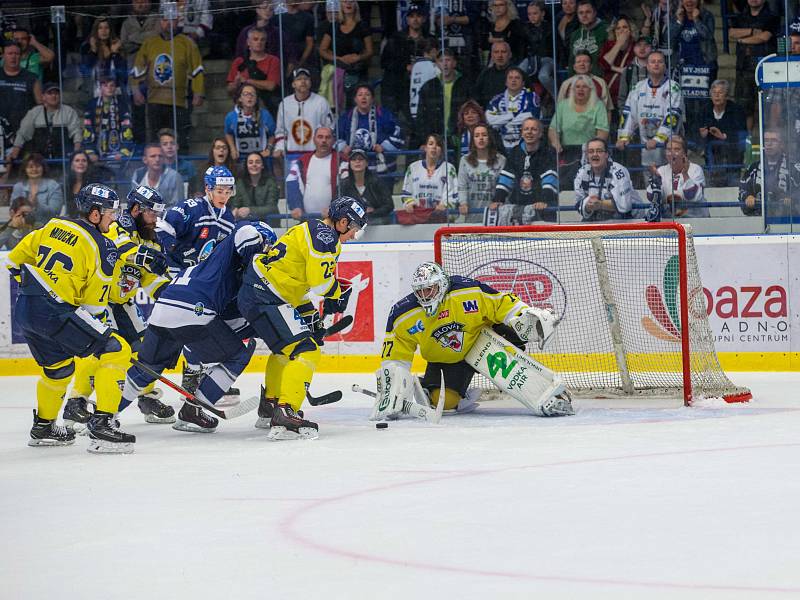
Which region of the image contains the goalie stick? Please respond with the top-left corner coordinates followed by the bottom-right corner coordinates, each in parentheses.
top-left (352, 379), bottom-right (445, 423)
top-left (303, 315), bottom-right (355, 406)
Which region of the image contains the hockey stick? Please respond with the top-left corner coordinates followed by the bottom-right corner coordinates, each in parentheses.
top-left (302, 315), bottom-right (355, 406)
top-left (351, 382), bottom-right (444, 424)
top-left (130, 358), bottom-right (259, 420)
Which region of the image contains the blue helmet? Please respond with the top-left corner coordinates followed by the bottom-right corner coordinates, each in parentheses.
top-left (329, 196), bottom-right (368, 230)
top-left (251, 220), bottom-right (277, 247)
top-left (76, 184), bottom-right (119, 215)
top-left (127, 185), bottom-right (166, 217)
top-left (203, 166), bottom-right (236, 195)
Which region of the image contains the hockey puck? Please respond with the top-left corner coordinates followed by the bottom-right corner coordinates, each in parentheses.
top-left (376, 422), bottom-right (389, 429)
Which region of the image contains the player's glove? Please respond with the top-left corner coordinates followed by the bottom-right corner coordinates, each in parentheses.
top-left (297, 303), bottom-right (326, 342)
top-left (323, 285), bottom-right (352, 315)
top-left (132, 246), bottom-right (168, 276)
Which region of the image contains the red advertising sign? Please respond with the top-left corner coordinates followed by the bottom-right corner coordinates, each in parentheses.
top-left (329, 260), bottom-right (374, 342)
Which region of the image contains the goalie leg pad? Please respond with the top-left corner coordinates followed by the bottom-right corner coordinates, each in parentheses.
top-left (371, 363), bottom-right (418, 421)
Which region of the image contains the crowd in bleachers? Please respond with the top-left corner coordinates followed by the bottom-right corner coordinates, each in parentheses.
top-left (0, 0), bottom-right (799, 246)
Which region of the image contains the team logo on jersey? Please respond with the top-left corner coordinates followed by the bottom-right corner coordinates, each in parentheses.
top-left (432, 322), bottom-right (465, 352)
top-left (153, 54), bottom-right (174, 85)
top-left (438, 309), bottom-right (449, 319)
top-left (194, 302), bottom-right (205, 316)
top-left (462, 300), bottom-right (479, 313)
top-left (316, 229), bottom-right (335, 245)
top-left (118, 264), bottom-right (142, 295)
top-left (198, 240), bottom-right (216, 262)
top-left (199, 227), bottom-right (209, 240)
top-left (106, 251), bottom-right (118, 267)
top-left (352, 128), bottom-right (372, 150)
top-left (118, 211), bottom-right (134, 230)
top-left (407, 319), bottom-right (425, 335)
top-left (291, 119), bottom-right (313, 146)
top-left (519, 173), bottom-right (533, 192)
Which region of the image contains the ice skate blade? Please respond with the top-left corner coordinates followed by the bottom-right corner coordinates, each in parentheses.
top-left (172, 419), bottom-right (217, 433)
top-left (64, 420), bottom-right (89, 434)
top-left (143, 413), bottom-right (177, 424)
top-left (267, 426), bottom-right (319, 440)
top-left (87, 439), bottom-right (134, 454)
top-left (454, 402), bottom-right (480, 414)
top-left (254, 417), bottom-right (271, 429)
top-left (28, 437), bottom-right (75, 447)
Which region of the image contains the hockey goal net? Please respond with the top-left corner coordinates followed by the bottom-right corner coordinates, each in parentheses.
top-left (434, 223), bottom-right (751, 406)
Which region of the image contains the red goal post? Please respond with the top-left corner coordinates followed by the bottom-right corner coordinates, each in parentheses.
top-left (434, 223), bottom-right (752, 406)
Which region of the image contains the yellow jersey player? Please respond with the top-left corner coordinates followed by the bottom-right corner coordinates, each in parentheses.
top-left (8, 184), bottom-right (164, 453)
top-left (237, 196), bottom-right (368, 440)
top-left (62, 185), bottom-right (173, 432)
top-left (371, 261), bottom-right (574, 420)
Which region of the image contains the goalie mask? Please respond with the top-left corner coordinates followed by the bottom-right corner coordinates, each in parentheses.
top-left (411, 262), bottom-right (449, 316)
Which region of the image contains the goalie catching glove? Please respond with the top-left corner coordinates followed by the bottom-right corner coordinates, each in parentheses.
top-left (508, 306), bottom-right (557, 349)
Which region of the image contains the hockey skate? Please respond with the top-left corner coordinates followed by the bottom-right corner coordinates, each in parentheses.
top-left (87, 411), bottom-right (135, 454)
top-left (172, 402), bottom-right (219, 433)
top-left (181, 365), bottom-right (204, 396)
top-left (540, 391), bottom-right (575, 417)
top-left (29, 410), bottom-right (76, 447)
top-left (267, 403), bottom-right (318, 440)
top-left (255, 388), bottom-right (277, 430)
top-left (62, 396), bottom-right (93, 434)
top-left (137, 389), bottom-right (176, 424)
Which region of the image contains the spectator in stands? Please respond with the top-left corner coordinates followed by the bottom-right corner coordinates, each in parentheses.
top-left (493, 117), bottom-right (558, 223)
top-left (640, 0), bottom-right (675, 56)
top-left (286, 126), bottom-right (340, 220)
top-left (0, 115), bottom-right (12, 183)
top-left (236, 0), bottom-right (280, 58)
top-left (224, 83), bottom-right (277, 162)
top-left (226, 27), bottom-right (281, 114)
top-left (82, 75), bottom-right (134, 165)
top-left (269, 0), bottom-right (315, 77)
top-left (615, 36), bottom-right (650, 111)
top-left (473, 41), bottom-right (513, 107)
top-left (432, 0), bottom-right (481, 80)
top-left (486, 66), bottom-right (541, 152)
top-left (416, 49), bottom-right (471, 149)
top-left (729, 0), bottom-right (779, 130)
top-left (318, 0), bottom-right (374, 104)
top-left (520, 2), bottom-right (556, 100)
top-left (568, 0), bottom-right (608, 75)
top-left (647, 135), bottom-right (708, 218)
top-left (64, 151), bottom-right (105, 218)
top-left (230, 152), bottom-right (280, 225)
top-left (12, 154), bottom-right (64, 226)
top-left (550, 75), bottom-right (609, 186)
top-left (338, 148), bottom-right (395, 225)
top-left (765, 32), bottom-right (800, 157)
top-left (273, 68), bottom-right (334, 159)
top-left (458, 124), bottom-right (506, 223)
top-left (739, 129), bottom-right (800, 218)
top-left (175, 0), bottom-right (213, 48)
top-left (408, 39), bottom-right (439, 126)
top-left (575, 137), bottom-right (639, 221)
top-left (193, 137), bottom-right (238, 197)
top-left (616, 50), bottom-right (682, 169)
top-left (558, 50), bottom-right (613, 114)
top-left (158, 128), bottom-right (197, 189)
top-left (557, 0), bottom-right (580, 68)
top-left (455, 100), bottom-right (492, 163)
top-left (598, 17), bottom-right (636, 116)
top-left (0, 41), bottom-right (42, 141)
top-left (699, 80), bottom-right (747, 187)
top-left (10, 83), bottom-right (82, 162)
top-left (0, 196), bottom-right (35, 250)
top-left (399, 133), bottom-right (458, 224)
top-left (131, 143), bottom-right (184, 207)
top-left (336, 84), bottom-right (404, 174)
top-left (131, 15), bottom-right (205, 149)
top-left (79, 16), bottom-right (127, 98)
top-left (487, 0), bottom-right (528, 64)
top-left (11, 27), bottom-right (54, 80)
top-left (120, 0), bottom-right (160, 60)
top-left (381, 3), bottom-right (431, 121)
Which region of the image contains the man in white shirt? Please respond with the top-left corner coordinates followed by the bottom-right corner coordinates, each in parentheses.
top-left (273, 68), bottom-right (334, 159)
top-left (286, 126), bottom-right (340, 220)
top-left (647, 135), bottom-right (707, 218)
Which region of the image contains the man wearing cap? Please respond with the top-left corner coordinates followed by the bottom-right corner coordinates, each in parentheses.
top-left (273, 68), bottom-right (334, 159)
top-left (10, 82), bottom-right (82, 162)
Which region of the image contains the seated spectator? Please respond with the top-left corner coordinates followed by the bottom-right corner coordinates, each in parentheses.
top-left (269, 0), bottom-right (315, 77)
top-left (235, 0), bottom-right (280, 58)
top-left (10, 83), bottom-right (82, 162)
top-left (473, 42), bottom-right (513, 108)
top-left (230, 152), bottom-right (280, 225)
top-left (455, 100), bottom-right (491, 163)
top-left (520, 2), bottom-right (556, 99)
top-left (131, 143), bottom-right (184, 207)
top-left (550, 75), bottom-right (609, 186)
top-left (337, 84), bottom-right (404, 174)
top-left (120, 0), bottom-right (160, 62)
top-left (318, 0), bottom-right (374, 104)
top-left (647, 135), bottom-right (708, 219)
top-left (11, 27), bottom-right (54, 80)
top-left (0, 196), bottom-right (35, 249)
top-left (640, 0), bottom-right (675, 56)
top-left (226, 27), bottom-right (281, 114)
top-left (486, 66), bottom-right (541, 152)
top-left (224, 83), bottom-right (277, 162)
top-left (598, 17), bottom-right (636, 114)
top-left (493, 117), bottom-right (558, 223)
top-left (557, 51), bottom-right (613, 114)
top-left (273, 68), bottom-right (334, 159)
top-left (338, 148), bottom-right (394, 225)
top-left (79, 17), bottom-right (127, 98)
top-left (699, 80), bottom-right (747, 187)
top-left (286, 126), bottom-right (340, 220)
top-left (63, 150), bottom-right (107, 218)
top-left (487, 0), bottom-right (528, 64)
top-left (82, 76), bottom-right (134, 164)
top-left (11, 153), bottom-right (64, 226)
top-left (0, 40), bottom-right (42, 143)
top-left (159, 128), bottom-right (197, 191)
top-left (739, 129), bottom-right (800, 218)
top-left (575, 137), bottom-right (639, 221)
top-left (399, 134), bottom-right (458, 225)
top-left (192, 137), bottom-right (238, 197)
top-left (416, 49), bottom-right (471, 149)
top-left (568, 0), bottom-right (608, 75)
top-left (458, 124), bottom-right (507, 223)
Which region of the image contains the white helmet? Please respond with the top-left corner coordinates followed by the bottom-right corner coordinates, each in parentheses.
top-left (411, 262), bottom-right (449, 316)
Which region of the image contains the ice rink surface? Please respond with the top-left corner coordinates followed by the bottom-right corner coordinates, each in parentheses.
top-left (2, 372), bottom-right (800, 600)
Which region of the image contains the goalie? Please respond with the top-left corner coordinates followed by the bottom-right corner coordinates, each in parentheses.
top-left (371, 261), bottom-right (574, 421)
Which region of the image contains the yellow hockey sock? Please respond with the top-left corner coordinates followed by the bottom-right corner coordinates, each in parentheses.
top-left (36, 360), bottom-right (74, 420)
top-left (277, 345), bottom-right (321, 412)
top-left (431, 387), bottom-right (462, 411)
top-left (72, 355), bottom-right (99, 399)
top-left (265, 353), bottom-right (290, 400)
top-left (94, 334), bottom-right (132, 414)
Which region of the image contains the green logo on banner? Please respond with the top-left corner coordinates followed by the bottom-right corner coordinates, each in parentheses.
top-left (487, 352), bottom-right (517, 379)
